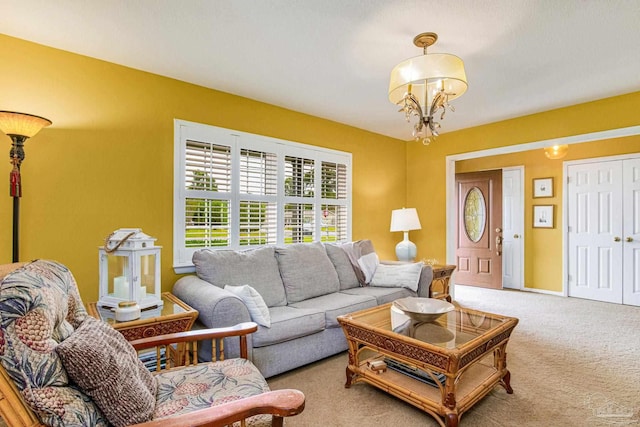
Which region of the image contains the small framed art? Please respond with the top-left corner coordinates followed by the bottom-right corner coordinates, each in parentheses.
top-left (533, 177), bottom-right (553, 198)
top-left (533, 205), bottom-right (554, 228)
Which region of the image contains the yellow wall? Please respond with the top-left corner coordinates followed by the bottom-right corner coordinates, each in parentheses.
top-left (407, 93), bottom-right (640, 292)
top-left (2, 34), bottom-right (639, 299)
top-left (0, 35), bottom-right (407, 303)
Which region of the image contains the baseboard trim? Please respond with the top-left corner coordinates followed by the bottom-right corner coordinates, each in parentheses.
top-left (522, 287), bottom-right (564, 297)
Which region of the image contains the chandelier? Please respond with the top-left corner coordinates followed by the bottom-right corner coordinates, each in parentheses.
top-left (389, 32), bottom-right (467, 145)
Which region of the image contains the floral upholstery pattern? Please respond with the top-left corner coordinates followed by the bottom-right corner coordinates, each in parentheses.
top-left (154, 358), bottom-right (272, 426)
top-left (0, 260), bottom-right (108, 426)
top-left (0, 260), bottom-right (281, 427)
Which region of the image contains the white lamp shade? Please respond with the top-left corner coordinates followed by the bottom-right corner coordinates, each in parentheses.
top-left (389, 53), bottom-right (468, 106)
top-left (390, 208), bottom-right (422, 232)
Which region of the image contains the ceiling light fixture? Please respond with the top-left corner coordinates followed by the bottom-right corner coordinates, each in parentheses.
top-left (544, 144), bottom-right (569, 160)
top-left (389, 32), bottom-right (468, 145)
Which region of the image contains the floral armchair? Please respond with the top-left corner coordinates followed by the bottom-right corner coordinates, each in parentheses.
top-left (0, 260), bottom-right (304, 427)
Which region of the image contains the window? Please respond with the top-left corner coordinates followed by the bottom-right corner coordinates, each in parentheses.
top-left (174, 120), bottom-right (352, 272)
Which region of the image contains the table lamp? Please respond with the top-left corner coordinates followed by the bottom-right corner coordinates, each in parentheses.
top-left (390, 208), bottom-right (422, 261)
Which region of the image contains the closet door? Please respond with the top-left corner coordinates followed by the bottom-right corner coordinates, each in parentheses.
top-left (567, 161), bottom-right (623, 303)
top-left (623, 158), bottom-right (640, 306)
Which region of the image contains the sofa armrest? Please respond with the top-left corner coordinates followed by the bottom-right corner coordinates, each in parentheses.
top-left (416, 264), bottom-right (434, 298)
top-left (173, 275), bottom-right (251, 328)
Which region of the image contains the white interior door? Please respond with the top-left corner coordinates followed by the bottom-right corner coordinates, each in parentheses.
top-left (567, 161), bottom-right (624, 303)
top-left (502, 167), bottom-right (524, 289)
top-left (623, 158), bottom-right (640, 305)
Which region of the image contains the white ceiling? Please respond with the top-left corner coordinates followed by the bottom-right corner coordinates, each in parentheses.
top-left (2, 0), bottom-right (639, 140)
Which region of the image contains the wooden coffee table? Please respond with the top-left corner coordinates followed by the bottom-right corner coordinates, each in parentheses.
top-left (338, 303), bottom-right (518, 427)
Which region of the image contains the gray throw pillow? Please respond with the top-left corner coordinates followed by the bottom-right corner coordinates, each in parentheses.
top-left (56, 317), bottom-right (157, 427)
top-left (275, 242), bottom-right (340, 303)
top-left (193, 246), bottom-right (287, 307)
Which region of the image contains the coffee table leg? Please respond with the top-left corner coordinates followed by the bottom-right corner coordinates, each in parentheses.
top-left (501, 370), bottom-right (513, 394)
top-left (445, 413), bottom-right (459, 427)
top-left (345, 366), bottom-right (355, 388)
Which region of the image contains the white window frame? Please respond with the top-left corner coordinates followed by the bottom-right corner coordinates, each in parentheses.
top-left (173, 119), bottom-right (352, 273)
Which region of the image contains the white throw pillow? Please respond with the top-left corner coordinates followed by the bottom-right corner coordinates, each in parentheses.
top-left (370, 262), bottom-right (424, 292)
top-left (224, 284), bottom-right (271, 328)
top-left (357, 252), bottom-right (380, 284)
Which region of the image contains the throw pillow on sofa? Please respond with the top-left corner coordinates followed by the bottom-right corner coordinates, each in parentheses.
top-left (370, 262), bottom-right (424, 292)
top-left (224, 284), bottom-right (271, 327)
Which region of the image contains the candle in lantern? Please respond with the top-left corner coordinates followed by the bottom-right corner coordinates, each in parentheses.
top-left (139, 285), bottom-right (146, 301)
top-left (114, 276), bottom-right (129, 299)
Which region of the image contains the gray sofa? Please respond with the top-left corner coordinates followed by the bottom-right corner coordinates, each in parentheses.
top-left (173, 241), bottom-right (433, 378)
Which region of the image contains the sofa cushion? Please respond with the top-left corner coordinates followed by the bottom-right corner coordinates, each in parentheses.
top-left (193, 247), bottom-right (287, 307)
top-left (224, 285), bottom-right (271, 328)
top-left (290, 292), bottom-right (377, 328)
top-left (370, 262), bottom-right (424, 292)
top-left (324, 243), bottom-right (359, 290)
top-left (340, 286), bottom-right (416, 306)
top-left (252, 306), bottom-right (326, 348)
top-left (153, 358), bottom-right (271, 426)
top-left (275, 242), bottom-right (340, 303)
top-left (56, 317), bottom-right (157, 427)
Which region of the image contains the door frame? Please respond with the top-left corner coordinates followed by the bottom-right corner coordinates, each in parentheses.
top-left (445, 125), bottom-right (640, 298)
top-left (563, 152), bottom-right (640, 299)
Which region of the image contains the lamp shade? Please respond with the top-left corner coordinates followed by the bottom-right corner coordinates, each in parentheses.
top-left (0, 111), bottom-right (52, 138)
top-left (389, 53), bottom-right (468, 106)
top-left (390, 208), bottom-right (422, 232)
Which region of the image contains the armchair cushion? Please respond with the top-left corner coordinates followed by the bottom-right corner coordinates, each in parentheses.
top-left (154, 358), bottom-right (271, 426)
top-left (56, 316), bottom-right (157, 427)
top-left (0, 260), bottom-right (109, 426)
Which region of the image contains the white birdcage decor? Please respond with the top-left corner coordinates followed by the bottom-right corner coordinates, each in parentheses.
top-left (98, 228), bottom-right (163, 309)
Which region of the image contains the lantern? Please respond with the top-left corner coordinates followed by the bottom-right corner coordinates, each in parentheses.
top-left (98, 228), bottom-right (163, 309)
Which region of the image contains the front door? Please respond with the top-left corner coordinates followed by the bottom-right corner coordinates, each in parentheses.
top-left (455, 170), bottom-right (503, 289)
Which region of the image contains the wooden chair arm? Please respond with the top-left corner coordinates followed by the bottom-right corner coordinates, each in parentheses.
top-left (129, 322), bottom-right (258, 351)
top-left (129, 389), bottom-right (305, 427)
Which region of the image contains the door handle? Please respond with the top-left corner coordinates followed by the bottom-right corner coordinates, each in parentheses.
top-left (626, 237), bottom-right (634, 242)
top-left (614, 237), bottom-right (621, 242)
top-left (513, 234), bottom-right (520, 239)
top-left (496, 234), bottom-right (503, 256)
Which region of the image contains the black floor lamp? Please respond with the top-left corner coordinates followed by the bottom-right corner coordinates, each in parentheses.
top-left (0, 111), bottom-right (52, 262)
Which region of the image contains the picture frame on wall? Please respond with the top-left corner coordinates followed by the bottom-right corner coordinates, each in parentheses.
top-left (533, 205), bottom-right (554, 228)
top-left (533, 177), bottom-right (554, 198)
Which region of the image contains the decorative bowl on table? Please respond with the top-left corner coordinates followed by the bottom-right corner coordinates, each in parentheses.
top-left (392, 297), bottom-right (455, 323)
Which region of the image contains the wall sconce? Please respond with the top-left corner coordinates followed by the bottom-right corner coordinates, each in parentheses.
top-left (0, 111), bottom-right (52, 262)
top-left (390, 208), bottom-right (422, 261)
top-left (544, 144), bottom-right (569, 160)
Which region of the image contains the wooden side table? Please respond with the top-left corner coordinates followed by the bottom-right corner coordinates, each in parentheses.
top-left (429, 264), bottom-right (456, 302)
top-left (87, 292), bottom-right (198, 341)
top-left (88, 292), bottom-right (198, 369)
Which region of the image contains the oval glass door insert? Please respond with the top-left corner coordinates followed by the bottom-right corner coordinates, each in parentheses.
top-left (464, 187), bottom-right (486, 242)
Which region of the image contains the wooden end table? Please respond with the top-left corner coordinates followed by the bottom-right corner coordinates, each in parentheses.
top-left (429, 264), bottom-right (456, 302)
top-left (88, 292), bottom-right (198, 368)
top-left (338, 303), bottom-right (518, 427)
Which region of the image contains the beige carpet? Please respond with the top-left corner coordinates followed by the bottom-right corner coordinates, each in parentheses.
top-left (268, 285), bottom-right (640, 426)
